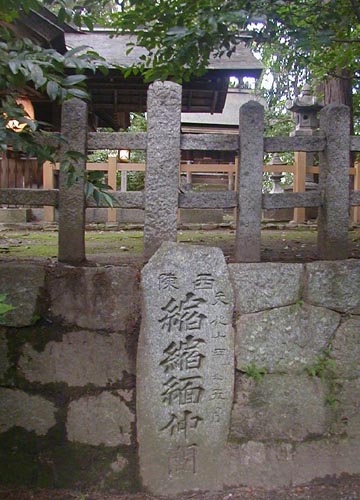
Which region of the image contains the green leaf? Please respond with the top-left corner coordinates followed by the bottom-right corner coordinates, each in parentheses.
top-left (8, 60), bottom-right (20, 74)
top-left (0, 294), bottom-right (15, 316)
top-left (58, 7), bottom-right (66, 24)
top-left (31, 66), bottom-right (46, 89)
top-left (73, 11), bottom-right (81, 27)
top-left (85, 181), bottom-right (94, 200)
top-left (46, 80), bottom-right (59, 101)
top-left (83, 16), bottom-right (94, 31)
top-left (67, 88), bottom-right (89, 99)
top-left (22, 117), bottom-right (37, 132)
top-left (0, 303), bottom-right (14, 315)
top-left (65, 46), bottom-right (90, 57)
top-left (62, 74), bottom-right (88, 86)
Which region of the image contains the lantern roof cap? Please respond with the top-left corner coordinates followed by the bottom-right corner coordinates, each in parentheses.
top-left (286, 84), bottom-right (323, 113)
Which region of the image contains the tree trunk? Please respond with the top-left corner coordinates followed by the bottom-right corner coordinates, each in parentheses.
top-left (322, 70), bottom-right (355, 190)
top-left (322, 69), bottom-right (353, 134)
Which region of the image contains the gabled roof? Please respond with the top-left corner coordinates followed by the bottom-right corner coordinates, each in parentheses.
top-left (181, 89), bottom-right (266, 133)
top-left (12, 10), bottom-right (264, 129)
top-left (65, 31), bottom-right (263, 128)
top-left (14, 7), bottom-right (77, 53)
top-left (65, 32), bottom-right (263, 79)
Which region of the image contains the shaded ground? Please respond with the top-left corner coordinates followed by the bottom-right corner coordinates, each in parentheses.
top-left (1, 474), bottom-right (360, 500)
top-left (0, 224), bottom-right (359, 264)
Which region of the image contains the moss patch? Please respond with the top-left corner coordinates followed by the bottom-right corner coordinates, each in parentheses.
top-left (0, 427), bottom-right (140, 491)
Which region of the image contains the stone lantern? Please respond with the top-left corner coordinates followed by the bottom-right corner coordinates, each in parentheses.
top-left (285, 84), bottom-right (323, 223)
top-left (269, 154), bottom-right (285, 194)
top-left (286, 84), bottom-right (323, 136)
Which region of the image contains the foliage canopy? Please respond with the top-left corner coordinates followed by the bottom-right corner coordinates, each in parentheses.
top-left (109, 0), bottom-right (360, 88)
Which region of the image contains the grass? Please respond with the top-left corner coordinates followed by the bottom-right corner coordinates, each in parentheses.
top-left (0, 227), bottom-right (358, 261)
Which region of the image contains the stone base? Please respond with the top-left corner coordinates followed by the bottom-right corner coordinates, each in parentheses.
top-left (224, 438), bottom-right (360, 489)
top-left (0, 208), bottom-right (31, 223)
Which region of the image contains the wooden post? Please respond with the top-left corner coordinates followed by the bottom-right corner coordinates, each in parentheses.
top-left (43, 161), bottom-right (55, 222)
top-left (318, 104), bottom-right (350, 259)
top-left (293, 151), bottom-right (306, 223)
top-left (2, 155), bottom-right (9, 189)
top-left (58, 98), bottom-right (88, 263)
top-left (235, 101), bottom-right (264, 262)
top-left (107, 156), bottom-right (117, 223)
top-left (144, 81), bottom-right (182, 259)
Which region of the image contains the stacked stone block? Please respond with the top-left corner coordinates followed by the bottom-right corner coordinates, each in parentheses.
top-left (225, 260), bottom-right (360, 488)
top-left (0, 262), bottom-right (140, 490)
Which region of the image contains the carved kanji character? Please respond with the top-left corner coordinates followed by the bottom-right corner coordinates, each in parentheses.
top-left (212, 291), bottom-right (229, 305)
top-left (161, 375), bottom-right (204, 405)
top-left (159, 273), bottom-right (178, 290)
top-left (194, 273), bottom-right (215, 290)
top-left (161, 410), bottom-right (203, 438)
top-left (168, 444), bottom-right (198, 476)
top-left (159, 292), bottom-right (207, 332)
top-left (160, 335), bottom-right (205, 373)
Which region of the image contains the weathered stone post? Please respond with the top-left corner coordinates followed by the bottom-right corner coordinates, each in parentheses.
top-left (235, 101), bottom-right (264, 262)
top-left (144, 81), bottom-right (182, 260)
top-left (58, 98), bottom-right (88, 263)
top-left (318, 104), bottom-right (350, 260)
top-left (138, 242), bottom-right (234, 495)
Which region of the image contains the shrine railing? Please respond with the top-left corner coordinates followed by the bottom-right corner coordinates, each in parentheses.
top-left (0, 81), bottom-right (359, 263)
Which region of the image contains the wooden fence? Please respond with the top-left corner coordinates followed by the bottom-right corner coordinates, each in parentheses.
top-left (0, 80), bottom-right (359, 263)
top-left (40, 156), bottom-right (360, 224)
top-left (0, 155), bottom-right (42, 190)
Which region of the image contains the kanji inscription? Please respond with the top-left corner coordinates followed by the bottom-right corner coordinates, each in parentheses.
top-left (137, 243), bottom-right (234, 495)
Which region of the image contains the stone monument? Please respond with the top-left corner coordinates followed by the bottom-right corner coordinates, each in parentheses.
top-left (137, 242), bottom-right (234, 495)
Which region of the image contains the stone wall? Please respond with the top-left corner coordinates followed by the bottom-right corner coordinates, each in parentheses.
top-left (0, 257), bottom-right (359, 492)
top-left (0, 262), bottom-right (140, 491)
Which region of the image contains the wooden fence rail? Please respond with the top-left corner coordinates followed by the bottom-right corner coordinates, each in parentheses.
top-left (0, 84), bottom-right (359, 263)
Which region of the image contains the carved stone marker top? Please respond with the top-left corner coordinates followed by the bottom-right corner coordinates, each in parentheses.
top-left (138, 242), bottom-right (234, 495)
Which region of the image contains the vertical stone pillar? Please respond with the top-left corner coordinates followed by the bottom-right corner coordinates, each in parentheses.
top-left (144, 81), bottom-right (182, 260)
top-left (58, 98), bottom-right (88, 263)
top-left (235, 101), bottom-right (264, 262)
top-left (318, 104), bottom-right (350, 259)
top-left (138, 242), bottom-right (234, 495)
